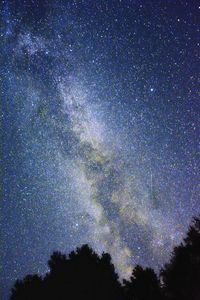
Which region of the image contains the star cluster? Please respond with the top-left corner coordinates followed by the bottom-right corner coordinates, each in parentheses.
top-left (1, 1), bottom-right (200, 299)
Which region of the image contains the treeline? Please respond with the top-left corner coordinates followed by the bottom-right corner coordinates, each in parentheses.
top-left (10, 216), bottom-right (200, 300)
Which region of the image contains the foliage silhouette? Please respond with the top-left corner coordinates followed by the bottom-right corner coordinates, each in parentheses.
top-left (9, 216), bottom-right (200, 300)
top-left (10, 275), bottom-right (43, 300)
top-left (10, 244), bottom-right (122, 300)
top-left (161, 216), bottom-right (200, 300)
top-left (123, 265), bottom-right (162, 300)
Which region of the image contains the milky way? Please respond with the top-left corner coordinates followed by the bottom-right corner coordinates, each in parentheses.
top-left (1, 1), bottom-right (200, 299)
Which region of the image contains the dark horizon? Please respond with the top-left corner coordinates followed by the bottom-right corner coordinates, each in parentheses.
top-left (8, 216), bottom-right (200, 300)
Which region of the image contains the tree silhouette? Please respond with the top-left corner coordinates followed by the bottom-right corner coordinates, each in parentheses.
top-left (10, 275), bottom-right (43, 300)
top-left (9, 216), bottom-right (200, 300)
top-left (123, 265), bottom-right (162, 300)
top-left (161, 216), bottom-right (200, 300)
top-left (10, 244), bottom-right (122, 300)
top-left (45, 244), bottom-right (122, 300)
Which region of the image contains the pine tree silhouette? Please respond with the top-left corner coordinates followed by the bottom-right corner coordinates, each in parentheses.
top-left (161, 216), bottom-right (200, 300)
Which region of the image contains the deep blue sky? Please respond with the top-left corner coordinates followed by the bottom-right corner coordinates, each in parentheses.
top-left (1, 1), bottom-right (200, 299)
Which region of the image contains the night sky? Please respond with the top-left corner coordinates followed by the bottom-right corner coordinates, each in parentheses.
top-left (1, 0), bottom-right (200, 299)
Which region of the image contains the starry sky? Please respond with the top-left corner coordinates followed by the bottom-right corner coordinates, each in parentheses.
top-left (1, 0), bottom-right (200, 299)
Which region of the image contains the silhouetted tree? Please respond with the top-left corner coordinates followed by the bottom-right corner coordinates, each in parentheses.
top-left (10, 275), bottom-right (43, 300)
top-left (97, 252), bottom-right (123, 300)
top-left (9, 216), bottom-right (200, 300)
top-left (123, 265), bottom-right (162, 300)
top-left (44, 244), bottom-right (122, 300)
top-left (44, 251), bottom-right (70, 299)
top-left (10, 244), bottom-right (122, 300)
top-left (161, 216), bottom-right (200, 300)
